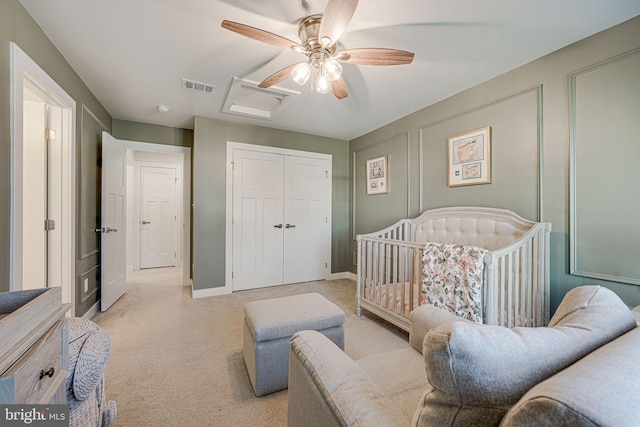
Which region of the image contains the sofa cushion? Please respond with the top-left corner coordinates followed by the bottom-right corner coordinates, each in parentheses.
top-left (412, 285), bottom-right (637, 427)
top-left (289, 330), bottom-right (406, 427)
top-left (356, 347), bottom-right (428, 419)
top-left (501, 327), bottom-right (640, 427)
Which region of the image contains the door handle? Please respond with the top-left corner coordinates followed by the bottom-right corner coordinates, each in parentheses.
top-left (285, 224), bottom-right (296, 229)
top-left (273, 224), bottom-right (283, 229)
top-left (141, 220), bottom-right (151, 225)
top-left (105, 227), bottom-right (118, 233)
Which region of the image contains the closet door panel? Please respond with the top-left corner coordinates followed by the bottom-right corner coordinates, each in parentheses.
top-left (232, 150), bottom-right (284, 290)
top-left (284, 156), bottom-right (329, 284)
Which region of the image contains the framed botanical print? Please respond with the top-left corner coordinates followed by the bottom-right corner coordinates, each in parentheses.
top-left (366, 155), bottom-right (388, 195)
top-left (447, 127), bottom-right (491, 187)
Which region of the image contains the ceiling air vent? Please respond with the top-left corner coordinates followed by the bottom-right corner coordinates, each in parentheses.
top-left (182, 78), bottom-right (214, 94)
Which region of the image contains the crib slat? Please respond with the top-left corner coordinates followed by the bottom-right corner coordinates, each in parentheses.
top-left (399, 246), bottom-right (406, 316)
top-left (533, 233), bottom-right (541, 325)
top-left (499, 257), bottom-right (506, 326)
top-left (367, 240), bottom-right (373, 305)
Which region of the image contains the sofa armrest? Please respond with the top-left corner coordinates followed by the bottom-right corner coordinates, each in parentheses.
top-left (289, 330), bottom-right (405, 427)
top-left (409, 304), bottom-right (470, 353)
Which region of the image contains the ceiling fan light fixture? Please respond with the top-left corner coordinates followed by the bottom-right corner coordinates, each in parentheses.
top-left (291, 62), bottom-right (312, 85)
top-left (322, 56), bottom-right (342, 81)
top-left (314, 71), bottom-right (332, 94)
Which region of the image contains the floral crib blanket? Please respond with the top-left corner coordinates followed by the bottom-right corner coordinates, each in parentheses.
top-left (420, 243), bottom-right (487, 323)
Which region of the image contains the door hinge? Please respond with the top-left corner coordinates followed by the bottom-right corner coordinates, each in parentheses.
top-left (45, 128), bottom-right (56, 141)
top-left (325, 262), bottom-right (327, 268)
top-left (44, 219), bottom-right (55, 231)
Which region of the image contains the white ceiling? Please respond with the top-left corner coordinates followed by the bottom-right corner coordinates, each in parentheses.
top-left (18, 0), bottom-right (640, 140)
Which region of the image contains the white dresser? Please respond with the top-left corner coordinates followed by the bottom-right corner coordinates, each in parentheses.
top-left (0, 287), bottom-right (70, 404)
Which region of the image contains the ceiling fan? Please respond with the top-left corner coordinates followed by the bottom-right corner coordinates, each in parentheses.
top-left (221, 0), bottom-right (414, 99)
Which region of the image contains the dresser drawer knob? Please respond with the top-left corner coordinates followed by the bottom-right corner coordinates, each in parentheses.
top-left (39, 367), bottom-right (55, 380)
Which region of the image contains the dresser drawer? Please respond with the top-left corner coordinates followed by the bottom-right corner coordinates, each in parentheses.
top-left (0, 321), bottom-right (67, 404)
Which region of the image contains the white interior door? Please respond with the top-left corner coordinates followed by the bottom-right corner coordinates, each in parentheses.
top-left (47, 105), bottom-right (63, 290)
top-left (101, 132), bottom-right (127, 311)
top-left (21, 99), bottom-right (47, 290)
top-left (21, 100), bottom-right (64, 291)
top-left (140, 166), bottom-right (177, 268)
top-left (232, 149), bottom-right (284, 290)
top-left (283, 156), bottom-right (329, 283)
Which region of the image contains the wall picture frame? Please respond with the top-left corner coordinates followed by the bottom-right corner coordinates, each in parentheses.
top-left (366, 155), bottom-right (388, 195)
top-left (447, 126), bottom-right (491, 187)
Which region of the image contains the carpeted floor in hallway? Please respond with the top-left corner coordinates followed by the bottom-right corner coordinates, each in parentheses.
top-left (92, 267), bottom-right (409, 427)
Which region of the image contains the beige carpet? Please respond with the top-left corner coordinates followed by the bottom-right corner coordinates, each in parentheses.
top-left (92, 268), bottom-right (410, 427)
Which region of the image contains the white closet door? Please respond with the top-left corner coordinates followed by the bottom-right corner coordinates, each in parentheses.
top-left (283, 155), bottom-right (329, 284)
top-left (232, 149), bottom-right (284, 290)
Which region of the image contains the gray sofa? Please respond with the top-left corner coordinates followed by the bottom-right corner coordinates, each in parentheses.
top-left (288, 285), bottom-right (640, 426)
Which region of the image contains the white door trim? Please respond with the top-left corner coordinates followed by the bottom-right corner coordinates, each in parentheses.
top-left (225, 141), bottom-right (332, 292)
top-left (10, 42), bottom-right (76, 315)
top-left (116, 139), bottom-right (191, 287)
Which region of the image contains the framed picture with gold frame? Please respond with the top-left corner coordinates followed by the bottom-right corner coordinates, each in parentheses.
top-left (366, 155), bottom-right (388, 195)
top-left (447, 126), bottom-right (491, 187)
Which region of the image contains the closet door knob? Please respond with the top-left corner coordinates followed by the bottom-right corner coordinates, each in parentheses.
top-left (285, 224), bottom-right (296, 229)
top-left (274, 224), bottom-right (283, 229)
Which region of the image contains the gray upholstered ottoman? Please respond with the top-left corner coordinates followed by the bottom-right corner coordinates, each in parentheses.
top-left (243, 292), bottom-right (345, 396)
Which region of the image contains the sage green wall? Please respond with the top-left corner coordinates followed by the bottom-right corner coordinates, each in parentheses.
top-left (349, 15), bottom-right (640, 312)
top-left (112, 119), bottom-right (194, 148)
top-left (192, 116), bottom-right (349, 291)
top-left (0, 0), bottom-right (112, 317)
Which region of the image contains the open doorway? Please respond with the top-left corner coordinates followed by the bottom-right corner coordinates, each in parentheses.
top-left (10, 42), bottom-right (76, 315)
top-left (127, 150), bottom-right (185, 273)
top-left (100, 134), bottom-right (191, 311)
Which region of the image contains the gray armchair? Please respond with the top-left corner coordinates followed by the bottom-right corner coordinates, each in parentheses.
top-left (66, 318), bottom-right (117, 427)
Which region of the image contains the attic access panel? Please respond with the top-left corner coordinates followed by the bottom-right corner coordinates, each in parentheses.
top-left (222, 77), bottom-right (300, 120)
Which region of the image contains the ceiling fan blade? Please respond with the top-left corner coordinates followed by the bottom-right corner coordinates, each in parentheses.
top-left (221, 20), bottom-right (303, 51)
top-left (318, 0), bottom-right (359, 46)
top-left (336, 48), bottom-right (415, 65)
top-left (258, 63), bottom-right (299, 88)
top-left (332, 77), bottom-right (348, 99)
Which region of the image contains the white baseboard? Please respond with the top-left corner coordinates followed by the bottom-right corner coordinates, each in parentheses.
top-left (192, 285), bottom-right (232, 298)
top-left (329, 271), bottom-right (357, 281)
top-left (83, 302), bottom-right (99, 320)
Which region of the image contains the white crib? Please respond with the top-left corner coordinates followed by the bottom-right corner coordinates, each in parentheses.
top-left (356, 206), bottom-right (551, 332)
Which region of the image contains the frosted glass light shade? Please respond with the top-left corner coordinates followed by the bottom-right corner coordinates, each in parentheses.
top-left (315, 73), bottom-right (331, 94)
top-left (291, 62), bottom-right (312, 85)
top-left (322, 57), bottom-right (342, 81)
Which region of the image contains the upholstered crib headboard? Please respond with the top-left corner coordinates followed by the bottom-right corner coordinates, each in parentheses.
top-left (410, 207), bottom-right (536, 252)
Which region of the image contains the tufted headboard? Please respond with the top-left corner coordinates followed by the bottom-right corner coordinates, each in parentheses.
top-left (411, 207), bottom-right (537, 252)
